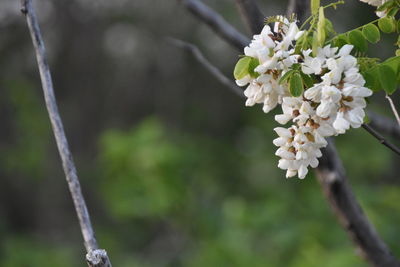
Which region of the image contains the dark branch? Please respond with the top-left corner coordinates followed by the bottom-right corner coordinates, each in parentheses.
top-left (368, 111), bottom-right (400, 140)
top-left (234, 0), bottom-right (264, 34)
top-left (287, 0), bottom-right (310, 24)
top-left (317, 139), bottom-right (400, 267)
top-left (21, 0), bottom-right (111, 266)
top-left (179, 0), bottom-right (250, 51)
top-left (168, 38), bottom-right (245, 98)
top-left (362, 124), bottom-right (400, 156)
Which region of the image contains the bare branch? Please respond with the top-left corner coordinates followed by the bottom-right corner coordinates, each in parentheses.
top-left (362, 124), bottom-right (400, 156)
top-left (385, 94), bottom-right (400, 127)
top-left (168, 38), bottom-right (245, 98)
top-left (234, 0), bottom-right (264, 34)
top-left (179, 0), bottom-right (250, 51)
top-left (317, 139), bottom-right (400, 267)
top-left (21, 0), bottom-right (111, 266)
top-left (287, 0), bottom-right (310, 23)
top-left (368, 111), bottom-right (400, 140)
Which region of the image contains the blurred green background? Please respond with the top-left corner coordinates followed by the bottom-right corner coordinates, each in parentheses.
top-left (0, 0), bottom-right (399, 266)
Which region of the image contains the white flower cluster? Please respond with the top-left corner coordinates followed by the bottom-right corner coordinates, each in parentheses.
top-left (360, 0), bottom-right (391, 17)
top-left (236, 17), bottom-right (303, 113)
top-left (236, 20), bottom-right (373, 179)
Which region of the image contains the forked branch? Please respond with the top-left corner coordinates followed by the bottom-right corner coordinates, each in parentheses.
top-left (21, 0), bottom-right (111, 266)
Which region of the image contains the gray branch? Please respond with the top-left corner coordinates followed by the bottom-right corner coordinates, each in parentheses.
top-left (317, 139), bottom-right (400, 267)
top-left (167, 38), bottom-right (244, 98)
top-left (287, 0), bottom-right (310, 23)
top-left (179, 0), bottom-right (250, 51)
top-left (234, 0), bottom-right (264, 35)
top-left (21, 0), bottom-right (111, 266)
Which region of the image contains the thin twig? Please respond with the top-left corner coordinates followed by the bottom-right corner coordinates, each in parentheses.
top-left (362, 124), bottom-right (400, 156)
top-left (167, 38), bottom-right (245, 98)
top-left (368, 111), bottom-right (400, 140)
top-left (317, 138), bottom-right (400, 267)
top-left (21, 0), bottom-right (111, 266)
top-left (234, 0), bottom-right (264, 35)
top-left (179, 0), bottom-right (250, 51)
top-left (385, 93), bottom-right (400, 128)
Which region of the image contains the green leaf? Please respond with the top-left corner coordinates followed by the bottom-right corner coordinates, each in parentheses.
top-left (311, 0), bottom-right (320, 15)
top-left (324, 18), bottom-right (335, 35)
top-left (300, 72), bottom-right (314, 88)
top-left (378, 17), bottom-right (396, 33)
top-left (233, 56), bottom-right (259, 80)
top-left (334, 34), bottom-right (348, 48)
top-left (363, 71), bottom-right (381, 92)
top-left (362, 24), bottom-right (380, 43)
top-left (379, 64), bottom-right (397, 94)
top-left (234, 57), bottom-right (251, 80)
top-left (289, 72), bottom-right (304, 97)
top-left (279, 70), bottom-right (296, 84)
top-left (248, 57), bottom-right (260, 78)
top-left (317, 7), bottom-right (326, 46)
top-left (387, 7), bottom-right (399, 17)
top-left (348, 30), bottom-right (368, 52)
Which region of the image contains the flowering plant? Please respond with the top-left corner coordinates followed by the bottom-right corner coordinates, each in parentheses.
top-left (233, 0), bottom-right (400, 178)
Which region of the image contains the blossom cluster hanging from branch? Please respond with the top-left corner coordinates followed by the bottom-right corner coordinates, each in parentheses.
top-left (234, 0), bottom-right (400, 179)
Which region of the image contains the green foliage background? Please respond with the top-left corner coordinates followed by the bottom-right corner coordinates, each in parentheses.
top-left (0, 0), bottom-right (399, 266)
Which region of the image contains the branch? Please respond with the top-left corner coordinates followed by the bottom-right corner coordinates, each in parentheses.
top-left (167, 38), bottom-right (245, 98)
top-left (317, 139), bottom-right (400, 267)
top-left (21, 1), bottom-right (111, 266)
top-left (234, 0), bottom-right (264, 34)
top-left (287, 0), bottom-right (310, 23)
top-left (179, 0), bottom-right (250, 51)
top-left (362, 124), bottom-right (400, 156)
top-left (368, 111), bottom-right (400, 140)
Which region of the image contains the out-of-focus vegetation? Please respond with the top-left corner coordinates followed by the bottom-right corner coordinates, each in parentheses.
top-left (0, 0), bottom-right (399, 266)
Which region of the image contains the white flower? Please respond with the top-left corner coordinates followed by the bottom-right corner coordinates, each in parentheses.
top-left (333, 111), bottom-right (350, 133)
top-left (238, 16), bottom-right (304, 114)
top-left (359, 0), bottom-right (391, 17)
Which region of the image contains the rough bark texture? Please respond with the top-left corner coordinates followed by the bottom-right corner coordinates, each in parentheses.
top-left (21, 0), bottom-right (111, 266)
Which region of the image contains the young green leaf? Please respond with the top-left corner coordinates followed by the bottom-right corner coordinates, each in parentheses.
top-left (300, 72), bottom-right (314, 88)
top-left (311, 0), bottom-right (320, 15)
top-left (362, 24), bottom-right (380, 43)
top-left (248, 57), bottom-right (260, 78)
top-left (334, 34), bottom-right (348, 48)
top-left (363, 71), bottom-right (381, 92)
top-left (324, 18), bottom-right (335, 35)
top-left (233, 57), bottom-right (252, 80)
top-left (289, 72), bottom-right (304, 97)
top-left (279, 70), bottom-right (296, 84)
top-left (348, 30), bottom-right (368, 52)
top-left (378, 17), bottom-right (396, 33)
top-left (379, 64), bottom-right (397, 94)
